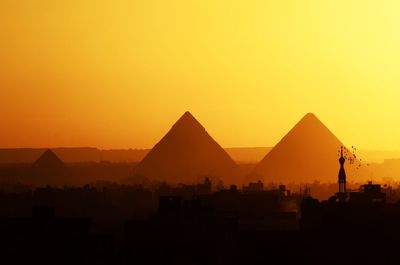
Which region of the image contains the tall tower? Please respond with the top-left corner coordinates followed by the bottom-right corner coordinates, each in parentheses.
top-left (338, 146), bottom-right (347, 202)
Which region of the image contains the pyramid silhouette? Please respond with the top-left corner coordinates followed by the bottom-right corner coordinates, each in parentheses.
top-left (133, 111), bottom-right (240, 184)
top-left (30, 149), bottom-right (67, 185)
top-left (253, 113), bottom-right (358, 183)
top-left (32, 149), bottom-right (65, 169)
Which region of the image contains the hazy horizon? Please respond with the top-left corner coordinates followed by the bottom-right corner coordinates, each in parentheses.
top-left (3, 144), bottom-right (400, 164)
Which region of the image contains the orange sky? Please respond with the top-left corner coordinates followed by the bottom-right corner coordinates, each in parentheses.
top-left (1, 1), bottom-right (400, 150)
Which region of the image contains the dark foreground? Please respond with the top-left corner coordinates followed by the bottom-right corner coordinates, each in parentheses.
top-left (0, 184), bottom-right (398, 265)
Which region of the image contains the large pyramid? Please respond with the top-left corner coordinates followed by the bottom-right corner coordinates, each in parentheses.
top-left (133, 111), bottom-right (240, 184)
top-left (253, 113), bottom-right (358, 183)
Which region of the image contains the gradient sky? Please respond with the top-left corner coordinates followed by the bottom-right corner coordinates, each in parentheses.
top-left (1, 0), bottom-right (400, 150)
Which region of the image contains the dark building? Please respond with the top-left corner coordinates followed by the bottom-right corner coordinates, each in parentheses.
top-left (349, 181), bottom-right (386, 205)
top-left (196, 177), bottom-right (212, 195)
top-left (336, 146), bottom-right (347, 202)
top-left (0, 206), bottom-right (113, 265)
top-left (242, 180), bottom-right (264, 192)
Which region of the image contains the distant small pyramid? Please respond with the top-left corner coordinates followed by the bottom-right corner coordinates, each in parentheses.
top-left (30, 149), bottom-right (67, 185)
top-left (32, 149), bottom-right (66, 170)
top-left (133, 111), bottom-right (240, 184)
top-left (253, 113), bottom-right (358, 183)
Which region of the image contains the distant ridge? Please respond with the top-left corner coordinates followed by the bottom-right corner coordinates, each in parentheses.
top-left (253, 113), bottom-right (358, 183)
top-left (132, 111), bottom-right (240, 184)
top-left (0, 148), bottom-right (150, 164)
top-left (0, 147), bottom-right (396, 165)
top-left (0, 147), bottom-right (272, 164)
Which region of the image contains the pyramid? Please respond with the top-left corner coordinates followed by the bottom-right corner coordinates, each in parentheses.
top-left (253, 113), bottom-right (358, 183)
top-left (32, 149), bottom-right (65, 169)
top-left (133, 111), bottom-right (240, 184)
top-left (30, 149), bottom-right (68, 185)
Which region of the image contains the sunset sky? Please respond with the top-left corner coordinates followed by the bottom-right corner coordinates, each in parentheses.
top-left (1, 1), bottom-right (400, 150)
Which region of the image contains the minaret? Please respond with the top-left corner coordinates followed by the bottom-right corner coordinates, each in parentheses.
top-left (338, 146), bottom-right (347, 202)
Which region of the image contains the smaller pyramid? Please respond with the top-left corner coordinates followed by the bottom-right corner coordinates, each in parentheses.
top-left (253, 113), bottom-right (359, 183)
top-left (32, 149), bottom-right (66, 170)
top-left (30, 149), bottom-right (68, 185)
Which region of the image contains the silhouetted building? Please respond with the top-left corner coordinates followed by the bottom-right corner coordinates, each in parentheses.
top-left (336, 146), bottom-right (347, 202)
top-left (0, 205), bottom-right (113, 264)
top-left (279, 185), bottom-right (291, 196)
top-left (158, 196), bottom-right (182, 216)
top-left (32, 205), bottom-right (55, 220)
top-left (242, 180), bottom-right (264, 192)
top-left (349, 181), bottom-right (386, 205)
top-left (196, 177), bottom-right (212, 195)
